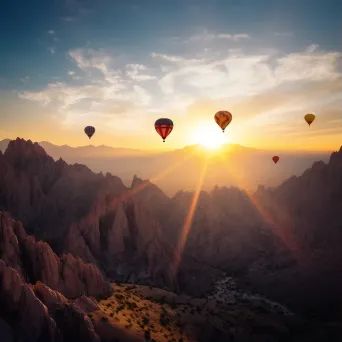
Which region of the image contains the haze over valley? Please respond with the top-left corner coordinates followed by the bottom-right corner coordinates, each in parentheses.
top-left (0, 139), bottom-right (332, 196)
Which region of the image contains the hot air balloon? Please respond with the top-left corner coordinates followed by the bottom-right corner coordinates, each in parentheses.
top-left (272, 156), bottom-right (279, 164)
top-left (155, 118), bottom-right (173, 142)
top-left (84, 126), bottom-right (95, 139)
top-left (304, 113), bottom-right (315, 126)
top-left (214, 111), bottom-right (232, 132)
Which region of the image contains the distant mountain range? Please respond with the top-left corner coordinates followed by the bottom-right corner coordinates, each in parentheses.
top-left (0, 138), bottom-right (332, 196)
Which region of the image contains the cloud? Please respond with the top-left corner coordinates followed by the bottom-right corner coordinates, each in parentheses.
top-left (18, 44), bottom-right (342, 140)
top-left (18, 49), bottom-right (154, 129)
top-left (20, 76), bottom-right (30, 84)
top-left (125, 64), bottom-right (156, 81)
top-left (68, 48), bottom-right (123, 85)
top-left (48, 30), bottom-right (55, 35)
top-left (152, 45), bottom-right (342, 102)
top-left (48, 47), bottom-right (56, 54)
top-left (187, 30), bottom-right (250, 42)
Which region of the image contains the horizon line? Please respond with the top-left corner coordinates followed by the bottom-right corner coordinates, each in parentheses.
top-left (0, 137), bottom-right (338, 154)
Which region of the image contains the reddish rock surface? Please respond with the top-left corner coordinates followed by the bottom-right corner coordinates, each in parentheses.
top-left (1, 138), bottom-right (342, 321)
top-left (0, 211), bottom-right (112, 299)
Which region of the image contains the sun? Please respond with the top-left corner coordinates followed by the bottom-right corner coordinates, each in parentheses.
top-left (192, 123), bottom-right (229, 150)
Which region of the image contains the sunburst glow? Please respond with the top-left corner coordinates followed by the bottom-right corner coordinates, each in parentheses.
top-left (192, 123), bottom-right (229, 150)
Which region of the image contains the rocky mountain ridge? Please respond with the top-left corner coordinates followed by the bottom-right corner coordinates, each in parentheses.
top-left (0, 211), bottom-right (112, 298)
top-left (1, 138), bottom-right (342, 321)
top-left (0, 211), bottom-right (110, 341)
top-left (0, 138), bottom-right (331, 197)
top-left (0, 139), bottom-right (178, 289)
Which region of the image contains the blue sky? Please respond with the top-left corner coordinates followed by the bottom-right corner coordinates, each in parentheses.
top-left (0, 0), bottom-right (341, 150)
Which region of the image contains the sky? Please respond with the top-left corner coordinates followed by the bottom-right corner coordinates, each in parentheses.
top-left (0, 0), bottom-right (341, 151)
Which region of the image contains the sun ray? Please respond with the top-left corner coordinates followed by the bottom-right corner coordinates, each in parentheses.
top-left (113, 148), bottom-right (199, 204)
top-left (170, 156), bottom-right (209, 278)
top-left (218, 156), bottom-right (302, 261)
top-left (246, 191), bottom-right (303, 261)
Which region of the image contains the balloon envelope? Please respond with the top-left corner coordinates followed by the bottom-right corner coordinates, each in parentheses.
top-left (272, 156), bottom-right (279, 164)
top-left (84, 126), bottom-right (95, 139)
top-left (155, 118), bottom-right (173, 142)
top-left (214, 111), bottom-right (232, 132)
top-left (304, 113), bottom-right (315, 126)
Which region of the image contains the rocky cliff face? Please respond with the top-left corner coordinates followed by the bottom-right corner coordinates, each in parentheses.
top-left (0, 138), bottom-right (126, 240)
top-left (0, 211), bottom-right (112, 298)
top-left (129, 177), bottom-right (292, 295)
top-left (249, 147), bottom-right (342, 318)
top-left (0, 139), bottom-right (177, 289)
top-left (33, 282), bottom-right (100, 342)
top-left (0, 260), bottom-right (62, 342)
top-left (0, 212), bottom-right (106, 341)
top-left (123, 148), bottom-right (342, 319)
top-left (0, 261), bottom-right (102, 342)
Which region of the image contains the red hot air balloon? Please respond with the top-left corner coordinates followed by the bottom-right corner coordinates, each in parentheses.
top-left (155, 118), bottom-right (173, 142)
top-left (84, 126), bottom-right (95, 139)
top-left (272, 156), bottom-right (279, 164)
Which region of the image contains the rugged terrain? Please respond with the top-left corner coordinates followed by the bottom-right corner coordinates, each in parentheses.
top-left (1, 138), bottom-right (342, 340)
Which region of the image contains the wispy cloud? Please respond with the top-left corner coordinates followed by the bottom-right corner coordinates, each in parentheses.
top-left (19, 48), bottom-right (154, 129)
top-left (273, 32), bottom-right (292, 37)
top-left (20, 76), bottom-right (30, 84)
top-left (47, 30), bottom-right (58, 54)
top-left (187, 30), bottom-right (251, 42)
top-left (152, 44), bottom-right (341, 100)
top-left (68, 48), bottom-right (123, 85)
top-left (60, 16), bottom-right (77, 22)
top-left (125, 64), bottom-right (157, 81)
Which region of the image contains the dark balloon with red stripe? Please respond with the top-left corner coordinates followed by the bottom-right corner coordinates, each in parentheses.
top-left (84, 126), bottom-right (95, 139)
top-left (155, 118), bottom-right (173, 142)
top-left (272, 156), bottom-right (279, 164)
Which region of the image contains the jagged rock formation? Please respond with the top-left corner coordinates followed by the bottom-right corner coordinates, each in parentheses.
top-left (159, 146), bottom-right (341, 318)
top-left (130, 176), bottom-right (292, 295)
top-left (0, 261), bottom-right (102, 342)
top-left (0, 138), bottom-right (126, 240)
top-left (0, 211), bottom-right (112, 298)
top-left (1, 138), bottom-right (342, 322)
top-left (33, 282), bottom-right (100, 342)
top-left (124, 148), bottom-right (342, 319)
top-left (74, 295), bottom-right (100, 313)
top-left (249, 147), bottom-right (342, 318)
top-left (0, 260), bottom-right (62, 342)
top-left (0, 213), bottom-right (105, 341)
top-left (0, 138), bottom-right (175, 289)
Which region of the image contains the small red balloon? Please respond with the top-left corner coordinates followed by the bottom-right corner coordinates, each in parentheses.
top-left (272, 156), bottom-right (279, 164)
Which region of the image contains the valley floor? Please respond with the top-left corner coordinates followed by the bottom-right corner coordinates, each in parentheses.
top-left (88, 283), bottom-right (332, 342)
